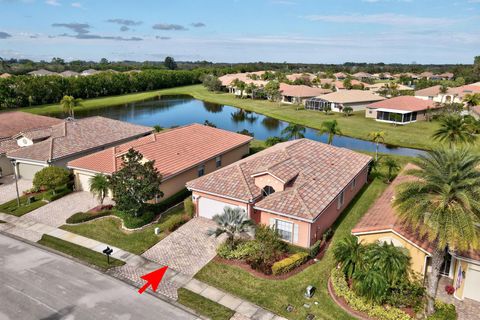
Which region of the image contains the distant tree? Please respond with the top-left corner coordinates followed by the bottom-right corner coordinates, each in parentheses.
top-left (237, 129), bottom-right (254, 137)
top-left (109, 149), bottom-right (162, 217)
top-left (264, 80), bottom-right (281, 102)
top-left (204, 120), bottom-right (217, 128)
top-left (265, 136), bottom-right (286, 147)
top-left (463, 93), bottom-right (480, 110)
top-left (281, 124), bottom-right (305, 140)
top-left (33, 166), bottom-right (70, 194)
top-left (245, 83), bottom-right (258, 99)
top-left (60, 95), bottom-right (82, 119)
top-left (164, 56), bottom-right (177, 70)
top-left (89, 174), bottom-right (110, 205)
top-left (202, 74), bottom-right (222, 92)
top-left (342, 78), bottom-right (352, 90)
top-left (319, 120), bottom-right (341, 144)
top-left (368, 131), bottom-right (385, 161)
top-left (342, 106), bottom-right (353, 117)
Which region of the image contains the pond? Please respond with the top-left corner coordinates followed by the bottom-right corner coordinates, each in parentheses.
top-left (68, 95), bottom-right (424, 157)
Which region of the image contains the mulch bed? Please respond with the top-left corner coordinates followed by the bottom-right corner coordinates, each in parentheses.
top-left (215, 239), bottom-right (331, 280)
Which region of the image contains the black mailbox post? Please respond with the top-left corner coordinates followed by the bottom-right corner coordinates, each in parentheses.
top-left (103, 246), bottom-right (113, 264)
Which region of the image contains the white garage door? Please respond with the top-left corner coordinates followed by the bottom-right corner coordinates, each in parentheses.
top-left (198, 197), bottom-right (245, 219)
top-left (77, 173), bottom-right (93, 192)
top-left (464, 264), bottom-right (480, 302)
top-left (18, 163), bottom-right (44, 180)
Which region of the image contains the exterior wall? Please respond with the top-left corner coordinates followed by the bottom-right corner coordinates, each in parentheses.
top-left (0, 155), bottom-right (14, 176)
top-left (356, 231), bottom-right (428, 276)
top-left (332, 101), bottom-right (377, 113)
top-left (258, 210), bottom-right (311, 247)
top-left (365, 108), bottom-right (377, 119)
top-left (17, 161), bottom-right (46, 179)
top-left (453, 259), bottom-right (469, 300)
top-left (253, 174), bottom-right (285, 192)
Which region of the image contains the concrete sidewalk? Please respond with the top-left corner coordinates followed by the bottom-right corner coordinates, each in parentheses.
top-left (0, 212), bottom-right (287, 320)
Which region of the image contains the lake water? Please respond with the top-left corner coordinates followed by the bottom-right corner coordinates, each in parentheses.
top-left (71, 95), bottom-right (425, 157)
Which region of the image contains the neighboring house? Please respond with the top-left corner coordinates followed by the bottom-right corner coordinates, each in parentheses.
top-left (286, 73), bottom-right (315, 82)
top-left (59, 70), bottom-right (80, 77)
top-left (366, 96), bottom-right (439, 124)
top-left (81, 69), bottom-right (100, 76)
top-left (352, 72), bottom-right (373, 81)
top-left (305, 90), bottom-right (385, 112)
top-left (334, 79), bottom-right (368, 90)
top-left (366, 82), bottom-right (413, 94)
top-left (187, 139), bottom-right (372, 248)
top-left (27, 69), bottom-right (58, 76)
top-left (218, 73), bottom-right (268, 96)
top-left (0, 73), bottom-right (12, 78)
top-left (415, 84), bottom-right (480, 104)
top-left (419, 71), bottom-right (434, 79)
top-left (279, 83), bottom-right (332, 104)
top-left (0, 112), bottom-right (63, 177)
top-left (334, 72), bottom-right (347, 80)
top-left (352, 164), bottom-right (480, 303)
top-left (68, 124), bottom-right (252, 201)
top-left (7, 117), bottom-right (152, 179)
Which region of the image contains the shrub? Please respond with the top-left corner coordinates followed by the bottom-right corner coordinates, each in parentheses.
top-left (163, 214), bottom-right (189, 232)
top-left (246, 225), bottom-right (286, 274)
top-left (331, 268), bottom-right (411, 320)
top-left (184, 197), bottom-right (195, 218)
top-left (271, 252), bottom-right (309, 275)
top-left (114, 210), bottom-right (156, 229)
top-left (66, 210), bottom-right (113, 224)
top-left (309, 240), bottom-right (322, 258)
top-left (42, 186), bottom-right (72, 202)
top-left (33, 167), bottom-right (71, 192)
top-left (148, 188), bottom-right (191, 213)
top-left (427, 301), bottom-right (457, 320)
top-left (217, 240), bottom-right (260, 260)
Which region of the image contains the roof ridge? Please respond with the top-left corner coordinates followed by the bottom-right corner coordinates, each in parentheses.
top-left (237, 162), bottom-right (254, 199)
top-left (48, 137), bottom-right (54, 161)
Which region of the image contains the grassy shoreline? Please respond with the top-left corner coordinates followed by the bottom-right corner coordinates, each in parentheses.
top-left (10, 84), bottom-right (441, 150)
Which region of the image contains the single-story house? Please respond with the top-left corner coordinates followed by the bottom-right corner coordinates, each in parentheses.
top-left (366, 96), bottom-right (439, 124)
top-left (187, 139), bottom-right (372, 248)
top-left (415, 84), bottom-right (480, 104)
top-left (68, 123), bottom-right (252, 201)
top-left (366, 82), bottom-right (413, 94)
top-left (27, 69), bottom-right (58, 77)
top-left (286, 73), bottom-right (316, 82)
top-left (352, 164), bottom-right (480, 303)
top-left (352, 72), bottom-right (373, 81)
top-left (334, 79), bottom-right (368, 90)
top-left (305, 90), bottom-right (385, 112)
top-left (0, 112), bottom-right (63, 177)
top-left (218, 73), bottom-right (268, 96)
top-left (60, 70), bottom-right (80, 77)
top-left (334, 72), bottom-right (347, 80)
top-left (279, 83), bottom-right (332, 104)
top-left (81, 69), bottom-right (100, 76)
top-left (7, 116), bottom-right (152, 179)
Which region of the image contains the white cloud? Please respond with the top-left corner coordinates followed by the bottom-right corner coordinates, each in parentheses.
top-left (304, 13), bottom-right (455, 26)
top-left (71, 2), bottom-right (82, 8)
top-left (45, 0), bottom-right (60, 6)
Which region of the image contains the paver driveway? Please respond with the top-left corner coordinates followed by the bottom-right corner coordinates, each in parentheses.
top-left (25, 191), bottom-right (105, 227)
top-left (142, 217), bottom-right (224, 276)
top-left (0, 175), bottom-right (32, 204)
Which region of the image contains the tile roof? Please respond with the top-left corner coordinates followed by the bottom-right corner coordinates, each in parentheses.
top-left (315, 90), bottom-right (385, 104)
top-left (187, 139), bottom-right (372, 220)
top-left (367, 96), bottom-right (437, 112)
top-left (28, 69), bottom-right (57, 76)
top-left (414, 85), bottom-right (442, 97)
top-left (0, 138), bottom-right (19, 155)
top-left (218, 72), bottom-right (268, 87)
top-left (60, 70), bottom-right (80, 77)
top-left (279, 83), bottom-right (332, 97)
top-left (7, 116), bottom-right (152, 162)
top-left (334, 80), bottom-right (369, 90)
top-left (366, 83), bottom-right (412, 92)
top-left (68, 123), bottom-right (253, 180)
top-left (0, 112), bottom-right (63, 139)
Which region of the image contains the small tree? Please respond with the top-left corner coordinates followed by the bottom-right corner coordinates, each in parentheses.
top-left (209, 207), bottom-right (252, 243)
top-left (204, 120), bottom-right (216, 128)
top-left (264, 80), bottom-right (281, 102)
top-left (368, 131), bottom-right (385, 161)
top-left (33, 166), bottom-right (70, 194)
top-left (319, 120), bottom-right (341, 145)
top-left (342, 106), bottom-right (353, 117)
top-left (109, 149), bottom-right (162, 217)
top-left (202, 74), bottom-right (222, 92)
top-left (60, 95), bottom-right (82, 119)
top-left (383, 157), bottom-right (400, 183)
top-left (333, 235), bottom-right (365, 280)
top-left (153, 125), bottom-right (163, 132)
top-left (89, 174), bottom-right (109, 205)
top-left (281, 124), bottom-right (306, 140)
top-left (265, 136), bottom-right (286, 147)
top-left (164, 56), bottom-right (177, 70)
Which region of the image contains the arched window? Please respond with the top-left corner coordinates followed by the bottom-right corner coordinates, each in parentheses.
top-left (262, 185), bottom-right (275, 197)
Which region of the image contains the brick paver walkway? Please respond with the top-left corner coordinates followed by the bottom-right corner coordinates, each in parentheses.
top-left (0, 175), bottom-right (32, 204)
top-left (437, 277), bottom-right (480, 320)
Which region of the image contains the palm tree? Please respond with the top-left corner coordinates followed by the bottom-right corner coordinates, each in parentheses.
top-left (319, 120), bottom-right (341, 145)
top-left (383, 157), bottom-right (400, 183)
top-left (333, 235), bottom-right (365, 280)
top-left (153, 125), bottom-right (163, 132)
top-left (209, 207), bottom-right (252, 242)
top-left (432, 114), bottom-right (476, 147)
top-left (393, 148), bottom-right (480, 315)
top-left (368, 131), bottom-right (385, 161)
top-left (365, 242), bottom-right (410, 286)
top-left (463, 93), bottom-right (480, 110)
top-left (89, 174), bottom-right (110, 205)
top-left (352, 269), bottom-right (389, 304)
top-left (60, 95), bottom-right (82, 119)
top-left (281, 124), bottom-right (305, 140)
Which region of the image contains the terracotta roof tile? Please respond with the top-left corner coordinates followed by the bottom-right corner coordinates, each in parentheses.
top-left (279, 83), bottom-right (331, 97)
top-left (367, 96), bottom-right (438, 112)
top-left (0, 112), bottom-right (62, 139)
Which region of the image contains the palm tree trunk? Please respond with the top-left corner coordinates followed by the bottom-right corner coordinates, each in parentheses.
top-left (426, 248), bottom-right (445, 315)
top-left (375, 142), bottom-right (379, 161)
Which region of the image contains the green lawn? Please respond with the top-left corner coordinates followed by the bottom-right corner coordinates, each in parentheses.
top-left (16, 84), bottom-right (442, 150)
top-left (177, 288), bottom-right (235, 320)
top-left (38, 234), bottom-right (125, 270)
top-left (0, 195), bottom-right (47, 216)
top-left (60, 206), bottom-right (186, 255)
top-left (194, 156), bottom-right (411, 320)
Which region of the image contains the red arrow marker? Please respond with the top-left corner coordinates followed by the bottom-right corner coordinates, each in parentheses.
top-left (138, 266), bottom-right (168, 294)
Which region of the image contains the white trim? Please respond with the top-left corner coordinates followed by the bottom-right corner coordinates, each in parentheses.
top-left (376, 108), bottom-right (420, 114)
top-left (450, 253), bottom-right (480, 266)
top-left (375, 119), bottom-right (416, 125)
top-left (254, 206), bottom-right (314, 223)
top-left (69, 166), bottom-right (109, 175)
top-left (10, 158), bottom-right (48, 166)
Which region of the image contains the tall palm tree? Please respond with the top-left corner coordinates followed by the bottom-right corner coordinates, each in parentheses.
top-left (319, 120), bottom-right (341, 145)
top-left (60, 95), bottom-right (82, 119)
top-left (209, 207), bottom-right (252, 242)
top-left (333, 235), bottom-right (365, 280)
top-left (394, 148), bottom-right (480, 315)
top-left (368, 131), bottom-right (385, 161)
top-left (432, 114), bottom-right (476, 147)
top-left (89, 174), bottom-right (110, 205)
top-left (383, 157), bottom-right (400, 183)
top-left (463, 93), bottom-right (480, 110)
top-left (281, 124), bottom-right (306, 140)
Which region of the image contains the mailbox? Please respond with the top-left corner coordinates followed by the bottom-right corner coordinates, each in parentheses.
top-left (304, 285), bottom-right (315, 298)
top-left (103, 247), bottom-right (113, 264)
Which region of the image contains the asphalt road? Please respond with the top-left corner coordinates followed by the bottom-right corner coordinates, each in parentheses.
top-left (0, 233), bottom-right (198, 320)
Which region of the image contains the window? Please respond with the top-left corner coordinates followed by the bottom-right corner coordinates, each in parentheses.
top-left (351, 178), bottom-right (356, 190)
top-left (198, 165), bottom-right (205, 177)
top-left (338, 191), bottom-right (345, 209)
top-left (262, 185), bottom-right (275, 197)
top-left (215, 156), bottom-right (222, 168)
top-left (275, 220), bottom-right (293, 242)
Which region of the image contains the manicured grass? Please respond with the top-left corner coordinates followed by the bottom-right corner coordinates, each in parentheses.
top-left (177, 288), bottom-right (235, 320)
top-left (194, 156), bottom-right (411, 320)
top-left (0, 195), bottom-right (47, 216)
top-left (60, 206), bottom-right (187, 255)
top-left (38, 234), bottom-right (125, 270)
top-left (18, 84), bottom-right (441, 150)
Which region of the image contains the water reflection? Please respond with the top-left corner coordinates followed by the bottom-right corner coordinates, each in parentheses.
top-left (203, 101), bottom-right (223, 113)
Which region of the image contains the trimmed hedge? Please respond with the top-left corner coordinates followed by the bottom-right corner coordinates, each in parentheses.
top-left (427, 302), bottom-right (457, 320)
top-left (163, 214), bottom-right (189, 232)
top-left (309, 240), bottom-right (322, 258)
top-left (271, 252), bottom-right (309, 275)
top-left (330, 268), bottom-right (411, 320)
top-left (66, 210), bottom-right (114, 224)
top-left (148, 188), bottom-right (191, 213)
top-left (43, 186), bottom-right (72, 202)
top-left (184, 197), bottom-right (194, 218)
top-left (114, 210), bottom-right (156, 229)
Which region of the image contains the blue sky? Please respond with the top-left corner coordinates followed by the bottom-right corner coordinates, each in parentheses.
top-left (0, 0), bottom-right (479, 63)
